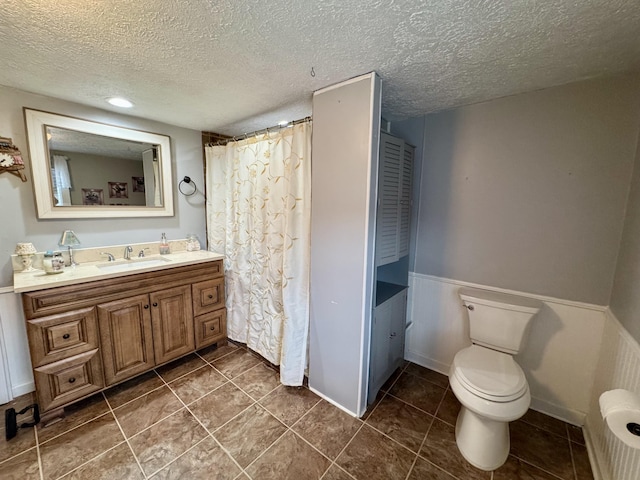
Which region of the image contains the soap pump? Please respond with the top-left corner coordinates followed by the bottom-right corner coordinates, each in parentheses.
top-left (159, 233), bottom-right (170, 254)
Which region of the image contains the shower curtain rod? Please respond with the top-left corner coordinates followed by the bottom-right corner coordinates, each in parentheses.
top-left (206, 116), bottom-right (312, 147)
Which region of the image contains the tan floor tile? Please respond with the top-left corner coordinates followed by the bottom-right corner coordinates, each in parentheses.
top-left (380, 367), bottom-right (403, 392)
top-left (150, 436), bottom-right (241, 480)
top-left (336, 425), bottom-right (415, 480)
top-left (572, 442), bottom-right (595, 480)
top-left (62, 442), bottom-right (144, 480)
top-left (40, 413), bottom-right (124, 480)
top-left (198, 341), bottom-right (241, 362)
top-left (112, 386), bottom-right (183, 438)
top-left (493, 455), bottom-right (559, 479)
top-left (361, 390), bottom-right (385, 421)
top-left (246, 430), bottom-right (330, 480)
top-left (0, 447), bottom-right (40, 480)
top-left (435, 389), bottom-right (461, 426)
top-left (189, 382), bottom-right (254, 431)
top-left (212, 350), bottom-right (262, 378)
top-left (521, 409), bottom-right (568, 438)
top-left (366, 395), bottom-right (432, 453)
top-left (293, 400), bottom-right (362, 459)
top-left (129, 409), bottom-right (207, 476)
top-left (168, 365), bottom-right (227, 404)
top-left (214, 403), bottom-right (286, 467)
top-left (38, 393), bottom-right (109, 444)
top-left (260, 385), bottom-right (320, 426)
top-left (419, 418), bottom-right (490, 480)
top-left (408, 456), bottom-right (456, 480)
top-left (404, 364), bottom-right (450, 388)
top-left (322, 464), bottom-right (354, 480)
top-left (104, 370), bottom-right (165, 409)
top-left (389, 372), bottom-right (446, 414)
top-left (0, 423), bottom-right (35, 463)
top-left (510, 420), bottom-right (574, 480)
top-left (233, 362), bottom-right (281, 400)
top-left (156, 353), bottom-right (207, 382)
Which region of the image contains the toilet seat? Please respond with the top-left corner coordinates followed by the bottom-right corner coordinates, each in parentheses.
top-left (452, 345), bottom-right (527, 403)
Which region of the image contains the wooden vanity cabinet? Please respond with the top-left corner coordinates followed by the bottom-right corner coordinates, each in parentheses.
top-left (21, 260), bottom-right (226, 417)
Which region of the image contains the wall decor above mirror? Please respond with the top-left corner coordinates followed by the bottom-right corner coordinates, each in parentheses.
top-left (24, 108), bottom-right (174, 219)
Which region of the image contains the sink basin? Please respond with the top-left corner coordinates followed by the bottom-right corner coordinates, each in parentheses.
top-left (96, 256), bottom-right (172, 273)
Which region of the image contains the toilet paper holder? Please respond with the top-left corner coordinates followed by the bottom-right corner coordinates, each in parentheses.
top-left (628, 422), bottom-right (640, 437)
top-left (599, 389), bottom-right (640, 449)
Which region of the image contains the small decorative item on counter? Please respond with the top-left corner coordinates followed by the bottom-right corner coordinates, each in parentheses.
top-left (159, 232), bottom-right (170, 254)
top-left (43, 251), bottom-right (65, 274)
top-left (15, 242), bottom-right (37, 272)
top-left (186, 234), bottom-right (201, 252)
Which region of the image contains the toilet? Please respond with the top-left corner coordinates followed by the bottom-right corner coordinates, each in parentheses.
top-left (449, 287), bottom-right (542, 471)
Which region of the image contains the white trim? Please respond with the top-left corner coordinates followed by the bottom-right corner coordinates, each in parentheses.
top-left (313, 72), bottom-right (376, 95)
top-left (604, 306), bottom-right (640, 358)
top-left (0, 314), bottom-right (13, 404)
top-left (0, 286), bottom-right (14, 294)
top-left (529, 397), bottom-right (584, 426)
top-left (11, 381), bottom-right (34, 398)
top-left (309, 386), bottom-right (359, 418)
top-left (584, 413), bottom-right (609, 480)
top-left (409, 272), bottom-right (607, 312)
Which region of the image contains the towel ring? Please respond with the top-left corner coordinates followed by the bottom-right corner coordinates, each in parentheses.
top-left (179, 176), bottom-right (197, 196)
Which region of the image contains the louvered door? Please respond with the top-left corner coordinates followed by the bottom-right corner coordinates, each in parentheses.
top-left (376, 132), bottom-right (413, 266)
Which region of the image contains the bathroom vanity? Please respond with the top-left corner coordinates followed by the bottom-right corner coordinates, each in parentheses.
top-left (13, 251), bottom-right (226, 422)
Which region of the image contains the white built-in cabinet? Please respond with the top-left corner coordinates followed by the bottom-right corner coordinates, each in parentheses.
top-left (375, 132), bottom-right (414, 267)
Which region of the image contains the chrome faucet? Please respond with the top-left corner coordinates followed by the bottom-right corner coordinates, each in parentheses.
top-left (100, 252), bottom-right (115, 262)
top-left (124, 246), bottom-right (133, 260)
top-left (138, 248), bottom-right (150, 258)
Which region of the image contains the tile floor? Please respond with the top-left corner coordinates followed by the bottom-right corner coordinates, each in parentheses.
top-left (1, 341), bottom-right (594, 480)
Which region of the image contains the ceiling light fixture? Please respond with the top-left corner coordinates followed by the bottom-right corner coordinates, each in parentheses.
top-left (278, 120), bottom-right (289, 127)
top-left (107, 97), bottom-right (134, 108)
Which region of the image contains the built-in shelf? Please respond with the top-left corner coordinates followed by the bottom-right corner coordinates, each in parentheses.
top-left (376, 281), bottom-right (408, 306)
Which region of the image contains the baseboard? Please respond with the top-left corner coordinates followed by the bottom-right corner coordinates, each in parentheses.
top-left (405, 349), bottom-right (450, 377)
top-left (12, 381), bottom-right (34, 398)
top-left (583, 416), bottom-right (608, 480)
top-left (529, 397), bottom-right (584, 426)
top-left (308, 386), bottom-right (359, 418)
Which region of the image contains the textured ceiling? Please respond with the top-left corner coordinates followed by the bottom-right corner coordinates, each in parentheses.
top-left (1, 1), bottom-right (639, 135)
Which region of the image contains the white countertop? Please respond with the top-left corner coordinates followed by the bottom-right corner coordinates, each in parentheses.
top-left (13, 250), bottom-right (224, 293)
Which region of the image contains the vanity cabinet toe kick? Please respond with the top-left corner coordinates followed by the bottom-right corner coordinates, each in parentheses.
top-left (21, 260), bottom-right (226, 420)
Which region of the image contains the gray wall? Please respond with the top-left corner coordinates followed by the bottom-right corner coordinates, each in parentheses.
top-left (413, 75), bottom-right (640, 305)
top-left (0, 85), bottom-right (207, 288)
top-left (610, 138), bottom-right (640, 342)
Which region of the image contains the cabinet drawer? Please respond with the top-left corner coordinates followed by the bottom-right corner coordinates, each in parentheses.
top-left (33, 349), bottom-right (104, 412)
top-left (27, 307), bottom-right (99, 367)
top-left (192, 278), bottom-right (225, 316)
top-left (194, 309), bottom-right (227, 349)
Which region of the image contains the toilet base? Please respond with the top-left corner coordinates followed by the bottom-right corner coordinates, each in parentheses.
top-left (455, 406), bottom-right (510, 471)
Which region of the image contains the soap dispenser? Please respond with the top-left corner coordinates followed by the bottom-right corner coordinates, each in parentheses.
top-left (159, 233), bottom-right (170, 254)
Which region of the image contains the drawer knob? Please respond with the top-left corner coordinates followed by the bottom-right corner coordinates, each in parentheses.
top-left (68, 377), bottom-right (76, 384)
top-left (210, 326), bottom-right (216, 331)
top-left (208, 294), bottom-right (213, 299)
top-left (144, 305), bottom-right (149, 309)
top-left (152, 302), bottom-right (158, 307)
top-left (62, 333), bottom-right (70, 339)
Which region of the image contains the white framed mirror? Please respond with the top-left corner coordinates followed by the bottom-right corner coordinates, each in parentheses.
top-left (24, 108), bottom-right (174, 219)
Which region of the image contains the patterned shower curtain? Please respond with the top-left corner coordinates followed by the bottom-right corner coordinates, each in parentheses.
top-left (205, 121), bottom-right (311, 385)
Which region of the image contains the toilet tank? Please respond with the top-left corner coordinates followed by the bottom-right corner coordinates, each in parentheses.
top-left (459, 287), bottom-right (542, 355)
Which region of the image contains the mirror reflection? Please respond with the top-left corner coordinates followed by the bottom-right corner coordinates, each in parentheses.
top-left (47, 126), bottom-right (161, 207)
top-left (24, 108), bottom-right (174, 219)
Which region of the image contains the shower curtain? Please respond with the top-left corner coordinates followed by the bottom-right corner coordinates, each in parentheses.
top-left (205, 121), bottom-right (311, 385)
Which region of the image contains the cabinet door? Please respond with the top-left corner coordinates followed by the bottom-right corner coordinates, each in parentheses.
top-left (376, 132), bottom-right (403, 266)
top-left (388, 290), bottom-right (408, 368)
top-left (398, 145), bottom-right (414, 258)
top-left (150, 285), bottom-right (195, 364)
top-left (369, 299), bottom-right (393, 400)
top-left (97, 294), bottom-right (155, 385)
top-left (192, 278), bottom-right (225, 317)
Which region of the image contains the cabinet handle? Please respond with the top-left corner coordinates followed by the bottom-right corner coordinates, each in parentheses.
top-left (62, 333), bottom-right (70, 339)
top-left (144, 305), bottom-right (149, 309)
top-left (152, 302), bottom-right (158, 307)
top-left (390, 332), bottom-right (397, 338)
top-left (68, 377), bottom-right (76, 384)
top-left (210, 326), bottom-right (216, 331)
top-left (208, 294), bottom-right (213, 299)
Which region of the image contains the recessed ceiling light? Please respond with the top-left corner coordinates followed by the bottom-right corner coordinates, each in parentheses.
top-left (278, 120), bottom-right (289, 127)
top-left (107, 97), bottom-right (134, 108)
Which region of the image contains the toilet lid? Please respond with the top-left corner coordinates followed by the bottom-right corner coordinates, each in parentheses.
top-left (452, 345), bottom-right (527, 402)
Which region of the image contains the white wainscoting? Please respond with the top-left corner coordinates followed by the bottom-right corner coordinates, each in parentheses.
top-left (405, 273), bottom-right (606, 425)
top-left (584, 309), bottom-right (640, 480)
top-left (0, 288), bottom-right (34, 399)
